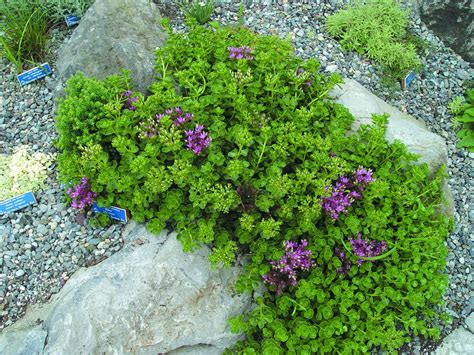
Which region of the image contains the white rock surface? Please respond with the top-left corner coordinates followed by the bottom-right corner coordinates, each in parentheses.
top-left (0, 223), bottom-right (251, 354)
top-left (465, 313), bottom-right (474, 333)
top-left (435, 327), bottom-right (474, 355)
top-left (0, 326), bottom-right (46, 355)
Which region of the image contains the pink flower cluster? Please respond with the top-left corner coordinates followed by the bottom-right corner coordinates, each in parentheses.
top-left (350, 234), bottom-right (387, 266)
top-left (321, 167), bottom-right (374, 220)
top-left (263, 240), bottom-right (314, 295)
top-left (138, 107), bottom-right (193, 139)
top-left (335, 234), bottom-right (387, 275)
top-left (66, 178), bottom-right (97, 210)
top-left (184, 124), bottom-right (212, 155)
top-left (228, 46), bottom-right (254, 60)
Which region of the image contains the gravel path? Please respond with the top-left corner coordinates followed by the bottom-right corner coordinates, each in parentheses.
top-left (0, 28), bottom-right (125, 330)
top-left (1, 0), bottom-right (472, 349)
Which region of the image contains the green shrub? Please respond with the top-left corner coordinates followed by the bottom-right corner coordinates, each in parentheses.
top-left (42, 0), bottom-right (94, 23)
top-left (326, 0), bottom-right (421, 79)
top-left (449, 89), bottom-right (474, 152)
top-left (0, 0), bottom-right (49, 72)
top-left (56, 21), bottom-right (451, 352)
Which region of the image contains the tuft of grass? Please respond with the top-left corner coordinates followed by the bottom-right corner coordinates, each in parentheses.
top-left (0, 0), bottom-right (50, 72)
top-left (178, 0), bottom-right (215, 25)
top-left (326, 0), bottom-right (421, 80)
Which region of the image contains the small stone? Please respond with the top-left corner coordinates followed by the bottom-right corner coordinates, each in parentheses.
top-left (326, 64), bottom-right (338, 73)
top-left (15, 270), bottom-right (25, 278)
top-left (37, 224), bottom-right (48, 235)
top-left (456, 69), bottom-right (471, 81)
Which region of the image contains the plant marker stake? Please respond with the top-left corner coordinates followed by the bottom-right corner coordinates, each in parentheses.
top-left (92, 203), bottom-right (130, 223)
top-left (401, 69), bottom-right (416, 90)
top-left (17, 63), bottom-right (52, 86)
top-left (0, 191), bottom-right (36, 215)
top-left (65, 14), bottom-right (80, 27)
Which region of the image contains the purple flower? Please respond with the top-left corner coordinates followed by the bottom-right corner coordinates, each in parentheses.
top-left (138, 107), bottom-right (193, 139)
top-left (354, 167), bottom-right (374, 185)
top-left (228, 46), bottom-right (254, 60)
top-left (321, 166), bottom-right (374, 220)
top-left (263, 240), bottom-right (314, 294)
top-left (122, 90), bottom-right (139, 111)
top-left (66, 178), bottom-right (97, 210)
top-left (350, 233), bottom-right (387, 266)
top-left (184, 124), bottom-right (212, 155)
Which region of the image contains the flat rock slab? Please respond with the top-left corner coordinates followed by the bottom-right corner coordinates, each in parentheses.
top-left (0, 326), bottom-right (46, 355)
top-left (56, 0), bottom-right (167, 94)
top-left (466, 313), bottom-right (474, 333)
top-left (435, 327), bottom-right (474, 354)
top-left (0, 223), bottom-right (251, 354)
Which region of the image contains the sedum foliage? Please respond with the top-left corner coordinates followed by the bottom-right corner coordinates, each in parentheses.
top-left (326, 0), bottom-right (421, 79)
top-left (56, 21), bottom-right (451, 353)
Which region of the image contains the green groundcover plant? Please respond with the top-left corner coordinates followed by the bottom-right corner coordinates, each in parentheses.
top-left (449, 89), bottom-right (474, 152)
top-left (326, 0), bottom-right (421, 80)
top-left (56, 20), bottom-right (451, 353)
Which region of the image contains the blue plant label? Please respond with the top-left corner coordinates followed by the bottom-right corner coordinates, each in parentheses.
top-left (92, 203), bottom-right (129, 223)
top-left (65, 14), bottom-right (80, 27)
top-left (402, 70), bottom-right (416, 89)
top-left (0, 191), bottom-right (37, 215)
top-left (17, 63), bottom-right (52, 86)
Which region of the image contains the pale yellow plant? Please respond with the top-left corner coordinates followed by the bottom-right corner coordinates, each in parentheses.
top-left (0, 145), bottom-right (54, 201)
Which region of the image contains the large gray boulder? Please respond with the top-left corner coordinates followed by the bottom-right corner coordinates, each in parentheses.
top-left (0, 223), bottom-right (251, 354)
top-left (403, 0), bottom-right (473, 64)
top-left (331, 79), bottom-right (454, 216)
top-left (56, 0), bottom-right (167, 94)
top-left (420, 0), bottom-right (473, 64)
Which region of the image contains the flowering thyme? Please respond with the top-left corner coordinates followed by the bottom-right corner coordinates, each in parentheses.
top-left (138, 107), bottom-right (193, 139)
top-left (263, 240), bottom-right (314, 294)
top-left (184, 124), bottom-right (212, 155)
top-left (350, 234), bottom-right (387, 266)
top-left (122, 90), bottom-right (139, 111)
top-left (228, 46), bottom-right (254, 60)
top-left (66, 178), bottom-right (97, 210)
top-left (321, 166), bottom-right (374, 220)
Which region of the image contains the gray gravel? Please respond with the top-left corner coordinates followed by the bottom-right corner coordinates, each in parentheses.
top-left (0, 28), bottom-right (125, 330)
